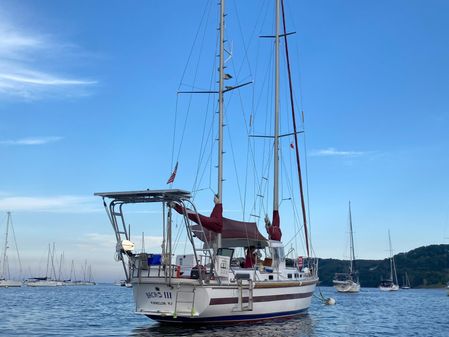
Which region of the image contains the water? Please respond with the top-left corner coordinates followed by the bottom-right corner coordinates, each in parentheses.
top-left (1, 285), bottom-right (448, 336)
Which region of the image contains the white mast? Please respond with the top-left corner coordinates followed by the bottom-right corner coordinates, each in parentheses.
top-left (388, 230), bottom-right (393, 280)
top-left (217, 0), bottom-right (225, 249)
top-left (273, 0), bottom-right (281, 213)
top-left (388, 230), bottom-right (397, 284)
top-left (1, 212), bottom-right (11, 279)
top-left (46, 244), bottom-right (50, 278)
top-left (349, 201), bottom-right (355, 274)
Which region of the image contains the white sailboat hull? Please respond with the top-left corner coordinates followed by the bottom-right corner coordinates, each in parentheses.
top-left (26, 280), bottom-right (63, 287)
top-left (0, 279), bottom-right (22, 287)
top-left (379, 284), bottom-right (399, 291)
top-left (333, 280), bottom-right (360, 293)
top-left (133, 277), bottom-right (317, 323)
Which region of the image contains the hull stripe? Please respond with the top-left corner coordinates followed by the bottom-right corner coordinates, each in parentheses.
top-left (209, 291), bottom-right (313, 305)
top-left (146, 308), bottom-right (308, 323)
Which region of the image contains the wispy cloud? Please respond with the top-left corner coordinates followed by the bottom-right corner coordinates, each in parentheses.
top-left (0, 136), bottom-right (62, 146)
top-left (309, 147), bottom-right (366, 158)
top-left (0, 195), bottom-right (99, 213)
top-left (0, 9), bottom-right (97, 100)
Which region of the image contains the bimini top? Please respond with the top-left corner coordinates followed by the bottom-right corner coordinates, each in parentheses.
top-left (94, 189), bottom-right (191, 203)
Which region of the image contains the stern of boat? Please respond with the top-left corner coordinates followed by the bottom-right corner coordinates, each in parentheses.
top-left (133, 280), bottom-right (210, 319)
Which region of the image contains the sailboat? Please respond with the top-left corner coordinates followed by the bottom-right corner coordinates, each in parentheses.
top-left (333, 202), bottom-right (360, 293)
top-left (401, 272), bottom-right (411, 289)
top-left (96, 0), bottom-right (318, 324)
top-left (0, 212), bottom-right (23, 287)
top-left (379, 230), bottom-right (399, 291)
top-left (26, 244), bottom-right (62, 287)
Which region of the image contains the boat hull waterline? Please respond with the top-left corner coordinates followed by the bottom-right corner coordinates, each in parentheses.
top-left (379, 284), bottom-right (399, 291)
top-left (133, 279), bottom-right (317, 323)
top-left (0, 279), bottom-right (22, 287)
top-left (333, 280), bottom-right (360, 293)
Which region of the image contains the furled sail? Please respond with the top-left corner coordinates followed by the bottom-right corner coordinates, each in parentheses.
top-left (172, 197), bottom-right (268, 248)
top-left (192, 217), bottom-right (268, 248)
top-left (265, 210), bottom-right (282, 241)
top-left (172, 200), bottom-right (223, 233)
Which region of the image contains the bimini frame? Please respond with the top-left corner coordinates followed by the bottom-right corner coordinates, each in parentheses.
top-left (95, 189), bottom-right (215, 285)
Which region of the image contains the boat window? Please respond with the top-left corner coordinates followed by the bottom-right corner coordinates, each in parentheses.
top-left (217, 248), bottom-right (234, 259)
top-left (270, 247), bottom-right (285, 267)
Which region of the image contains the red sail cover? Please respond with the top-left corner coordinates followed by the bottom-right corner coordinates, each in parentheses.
top-left (267, 210), bottom-right (282, 241)
top-left (174, 203), bottom-right (223, 233)
top-left (173, 203), bottom-right (267, 247)
top-left (193, 217), bottom-right (268, 248)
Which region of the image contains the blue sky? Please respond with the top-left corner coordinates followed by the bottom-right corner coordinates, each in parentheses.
top-left (0, 0), bottom-right (448, 282)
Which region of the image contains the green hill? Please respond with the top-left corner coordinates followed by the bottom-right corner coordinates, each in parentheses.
top-left (317, 244), bottom-right (449, 288)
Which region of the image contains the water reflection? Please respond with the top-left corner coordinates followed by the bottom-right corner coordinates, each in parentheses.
top-left (130, 314), bottom-right (315, 337)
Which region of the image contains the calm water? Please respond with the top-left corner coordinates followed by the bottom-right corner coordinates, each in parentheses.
top-left (1, 285), bottom-right (448, 336)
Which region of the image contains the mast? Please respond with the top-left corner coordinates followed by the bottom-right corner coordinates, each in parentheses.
top-left (217, 0), bottom-right (225, 249)
top-left (280, 0), bottom-right (309, 256)
top-left (388, 229), bottom-right (397, 283)
top-left (51, 242), bottom-right (57, 280)
top-left (349, 201), bottom-right (355, 274)
top-left (273, 0), bottom-right (280, 214)
top-left (1, 212), bottom-right (11, 279)
top-left (70, 260), bottom-right (74, 281)
top-left (58, 252), bottom-right (64, 281)
top-left (46, 244), bottom-right (50, 278)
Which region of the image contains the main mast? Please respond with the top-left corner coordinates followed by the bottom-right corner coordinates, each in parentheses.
top-left (273, 0), bottom-right (280, 214)
top-left (349, 201), bottom-right (355, 273)
top-left (1, 212), bottom-right (11, 279)
top-left (388, 230), bottom-right (394, 281)
top-left (217, 0), bottom-right (225, 249)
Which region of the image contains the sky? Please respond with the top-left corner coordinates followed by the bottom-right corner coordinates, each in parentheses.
top-left (0, 0), bottom-right (448, 282)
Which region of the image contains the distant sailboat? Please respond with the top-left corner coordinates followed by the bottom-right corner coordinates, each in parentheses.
top-left (76, 261), bottom-right (96, 286)
top-left (63, 260), bottom-right (96, 286)
top-left (26, 244), bottom-right (62, 287)
top-left (401, 272), bottom-right (411, 289)
top-left (333, 202), bottom-right (360, 293)
top-left (0, 212), bottom-right (23, 288)
top-left (379, 230), bottom-right (399, 291)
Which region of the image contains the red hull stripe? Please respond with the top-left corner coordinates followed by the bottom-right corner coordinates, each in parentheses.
top-left (209, 291), bottom-right (313, 305)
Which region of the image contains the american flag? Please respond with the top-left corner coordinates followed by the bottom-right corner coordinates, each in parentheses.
top-left (166, 162), bottom-right (178, 184)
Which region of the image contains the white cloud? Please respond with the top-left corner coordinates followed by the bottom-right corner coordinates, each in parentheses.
top-left (309, 147), bottom-right (366, 157)
top-left (0, 195), bottom-right (100, 213)
top-left (0, 9), bottom-right (96, 100)
top-left (0, 136), bottom-right (62, 146)
top-left (0, 71), bottom-right (96, 86)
